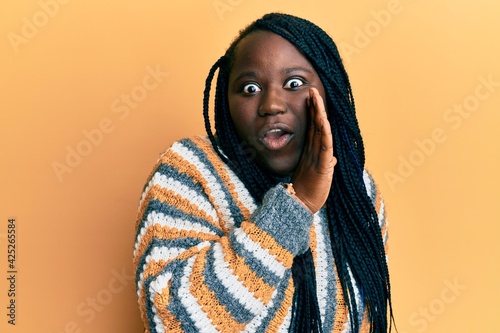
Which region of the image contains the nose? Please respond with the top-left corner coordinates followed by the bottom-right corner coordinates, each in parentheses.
top-left (258, 87), bottom-right (286, 116)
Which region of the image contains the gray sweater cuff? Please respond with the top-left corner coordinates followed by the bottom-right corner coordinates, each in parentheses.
top-left (251, 184), bottom-right (314, 256)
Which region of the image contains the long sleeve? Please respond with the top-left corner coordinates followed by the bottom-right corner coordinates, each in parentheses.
top-left (133, 136), bottom-right (314, 333)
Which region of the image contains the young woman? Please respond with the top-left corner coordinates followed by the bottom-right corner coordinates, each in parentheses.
top-left (133, 12), bottom-right (394, 333)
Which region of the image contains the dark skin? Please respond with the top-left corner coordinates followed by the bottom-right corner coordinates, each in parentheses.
top-left (228, 31), bottom-right (336, 213)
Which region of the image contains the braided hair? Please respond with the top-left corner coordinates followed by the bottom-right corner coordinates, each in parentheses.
top-left (202, 13), bottom-right (394, 333)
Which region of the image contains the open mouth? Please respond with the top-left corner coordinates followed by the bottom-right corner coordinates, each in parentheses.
top-left (259, 125), bottom-right (293, 151)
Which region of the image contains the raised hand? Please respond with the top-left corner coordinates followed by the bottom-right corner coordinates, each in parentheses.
top-left (291, 87), bottom-right (336, 214)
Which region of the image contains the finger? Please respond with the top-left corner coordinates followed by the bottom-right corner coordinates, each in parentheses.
top-left (306, 90), bottom-right (316, 153)
top-left (310, 88), bottom-right (327, 152)
top-left (309, 89), bottom-right (334, 173)
top-left (318, 118), bottom-right (335, 172)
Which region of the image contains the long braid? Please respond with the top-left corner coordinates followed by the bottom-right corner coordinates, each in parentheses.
top-left (202, 13), bottom-right (395, 332)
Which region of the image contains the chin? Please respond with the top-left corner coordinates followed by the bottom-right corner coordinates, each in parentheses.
top-left (259, 157), bottom-right (297, 177)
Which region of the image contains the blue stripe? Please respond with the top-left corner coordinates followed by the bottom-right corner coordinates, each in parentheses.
top-left (180, 138), bottom-right (246, 228)
top-left (135, 237), bottom-right (201, 293)
top-left (253, 271), bottom-right (292, 332)
top-left (142, 259), bottom-right (190, 332)
top-left (145, 198), bottom-right (223, 236)
top-left (135, 160), bottom-right (222, 240)
top-left (165, 258), bottom-right (200, 332)
top-left (228, 231), bottom-right (283, 287)
top-left (316, 210), bottom-right (337, 332)
top-left (202, 247), bottom-right (254, 323)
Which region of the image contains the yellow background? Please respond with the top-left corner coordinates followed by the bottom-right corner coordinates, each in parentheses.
top-left (1, 0), bottom-right (499, 332)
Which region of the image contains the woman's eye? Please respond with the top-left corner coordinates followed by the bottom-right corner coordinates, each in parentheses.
top-left (242, 83), bottom-right (261, 94)
top-left (284, 78), bottom-right (305, 89)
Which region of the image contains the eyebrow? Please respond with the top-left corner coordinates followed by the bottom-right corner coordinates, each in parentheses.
top-left (283, 67), bottom-right (314, 75)
top-left (233, 71), bottom-right (257, 82)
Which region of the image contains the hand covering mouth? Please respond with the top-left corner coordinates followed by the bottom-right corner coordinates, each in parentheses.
top-left (258, 124), bottom-right (294, 151)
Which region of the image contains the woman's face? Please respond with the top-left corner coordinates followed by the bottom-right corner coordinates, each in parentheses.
top-left (228, 31), bottom-right (326, 176)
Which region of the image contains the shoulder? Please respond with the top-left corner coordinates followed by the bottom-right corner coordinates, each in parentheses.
top-left (158, 135), bottom-right (220, 165)
top-left (163, 135), bottom-right (216, 155)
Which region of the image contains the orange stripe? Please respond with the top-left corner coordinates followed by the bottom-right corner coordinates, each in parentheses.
top-left (133, 225), bottom-right (218, 270)
top-left (240, 222), bottom-right (294, 268)
top-left (138, 290), bottom-right (150, 333)
top-left (133, 147), bottom-right (225, 235)
top-left (374, 187), bottom-right (382, 217)
top-left (267, 276), bottom-right (295, 333)
top-left (219, 237), bottom-right (275, 304)
top-left (154, 280), bottom-right (184, 332)
top-left (134, 154), bottom-right (168, 231)
top-left (376, 192), bottom-right (389, 254)
top-left (141, 244), bottom-right (207, 280)
top-left (161, 144), bottom-right (229, 234)
top-left (138, 245), bottom-right (207, 333)
top-left (192, 136), bottom-right (252, 220)
top-left (149, 184), bottom-right (218, 227)
top-left (190, 247), bottom-right (245, 332)
top-left (358, 309), bottom-right (371, 333)
top-left (310, 222), bottom-right (318, 263)
top-left (332, 269), bottom-right (348, 333)
top-left (142, 260), bottom-right (168, 281)
top-left (135, 193), bottom-right (150, 231)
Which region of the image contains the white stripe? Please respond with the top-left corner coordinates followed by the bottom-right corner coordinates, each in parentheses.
top-left (151, 172), bottom-right (218, 221)
top-left (147, 246), bottom-right (186, 265)
top-left (199, 136), bottom-right (257, 215)
top-left (138, 181), bottom-right (152, 211)
top-left (313, 214), bottom-right (328, 322)
top-left (151, 306), bottom-right (165, 333)
top-left (341, 265), bottom-right (363, 333)
top-left (212, 243), bottom-right (266, 314)
top-left (379, 198), bottom-right (386, 229)
top-left (363, 170), bottom-right (374, 199)
top-left (178, 256), bottom-right (219, 333)
top-left (134, 211), bottom-right (216, 257)
top-left (149, 271), bottom-right (173, 298)
top-left (277, 304), bottom-right (292, 333)
top-left (172, 142), bottom-right (237, 231)
top-left (148, 271), bottom-right (173, 333)
top-left (243, 289), bottom-right (277, 332)
top-left (233, 228), bottom-right (287, 278)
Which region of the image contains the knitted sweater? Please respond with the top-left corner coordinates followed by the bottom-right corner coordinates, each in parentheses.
top-left (133, 136), bottom-right (388, 333)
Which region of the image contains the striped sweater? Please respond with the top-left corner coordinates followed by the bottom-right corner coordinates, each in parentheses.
top-left (133, 136), bottom-right (388, 333)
